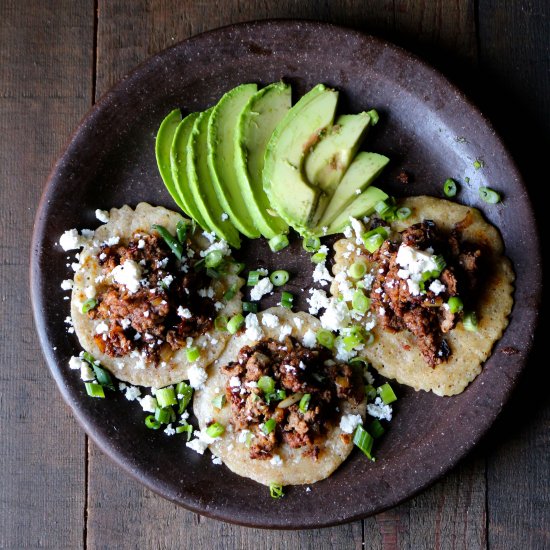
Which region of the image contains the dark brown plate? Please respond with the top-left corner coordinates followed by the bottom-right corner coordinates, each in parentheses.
top-left (31, 20), bottom-right (541, 529)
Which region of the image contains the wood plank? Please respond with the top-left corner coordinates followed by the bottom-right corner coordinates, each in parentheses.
top-left (0, 1), bottom-right (94, 548)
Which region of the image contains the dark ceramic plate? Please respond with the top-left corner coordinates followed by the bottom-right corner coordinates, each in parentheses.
top-left (31, 20), bottom-right (541, 529)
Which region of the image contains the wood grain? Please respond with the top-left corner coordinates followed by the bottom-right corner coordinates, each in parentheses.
top-left (0, 1), bottom-right (94, 548)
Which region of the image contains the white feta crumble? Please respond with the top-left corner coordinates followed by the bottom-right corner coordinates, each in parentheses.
top-left (164, 424), bottom-right (176, 436)
top-left (406, 279), bottom-right (421, 296)
top-left (188, 364), bottom-right (208, 389)
top-left (104, 236), bottom-right (120, 246)
top-left (245, 313), bottom-right (263, 342)
top-left (111, 260), bottom-right (142, 293)
top-left (186, 428), bottom-right (218, 454)
top-left (250, 277), bottom-right (273, 301)
top-left (261, 312), bottom-right (280, 328)
top-left (199, 239), bottom-right (230, 258)
top-left (320, 299), bottom-right (350, 331)
top-left (80, 363), bottom-right (95, 382)
top-left (161, 274), bottom-right (174, 288)
top-left (270, 454), bottom-right (283, 466)
top-left (212, 455), bottom-right (223, 465)
top-left (69, 356), bottom-right (83, 371)
top-left (139, 395), bottom-right (158, 413)
top-left (339, 414), bottom-right (363, 434)
top-left (257, 267), bottom-right (269, 276)
top-left (396, 244), bottom-right (440, 282)
top-left (202, 231), bottom-right (217, 244)
top-left (95, 209), bottom-right (110, 223)
top-left (120, 318), bottom-right (131, 330)
top-left (177, 306), bottom-right (192, 319)
top-left (350, 216), bottom-right (364, 244)
top-left (302, 329), bottom-right (317, 348)
top-left (278, 324), bottom-right (292, 342)
top-left (229, 376), bottom-right (241, 388)
top-left (367, 397), bottom-right (393, 421)
top-left (59, 229), bottom-right (83, 251)
top-left (84, 285), bottom-right (96, 299)
top-left (293, 316), bottom-right (303, 330)
top-left (343, 225), bottom-right (353, 239)
top-left (137, 239), bottom-right (145, 249)
top-left (60, 279), bottom-right (73, 291)
top-left (122, 385), bottom-right (141, 401)
top-left (307, 288), bottom-right (330, 315)
top-left (429, 279), bottom-right (446, 295)
top-left (198, 287), bottom-right (215, 298)
top-left (95, 321), bottom-right (109, 334)
top-left (312, 261), bottom-right (333, 286)
top-left (220, 212), bottom-right (229, 221)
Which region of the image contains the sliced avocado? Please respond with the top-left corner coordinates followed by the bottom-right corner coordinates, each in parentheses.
top-left (304, 112), bottom-right (372, 197)
top-left (187, 109), bottom-right (241, 248)
top-left (235, 82), bottom-right (290, 239)
top-left (207, 83), bottom-right (260, 239)
top-left (263, 84), bottom-right (339, 231)
top-left (320, 185), bottom-right (389, 236)
top-left (317, 151), bottom-right (389, 227)
top-left (155, 109), bottom-right (187, 212)
top-left (169, 111), bottom-right (209, 230)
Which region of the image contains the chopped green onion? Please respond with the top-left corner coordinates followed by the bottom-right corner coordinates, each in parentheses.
top-left (349, 261), bottom-right (367, 280)
top-left (214, 315), bottom-right (228, 331)
top-left (211, 394), bottom-right (226, 409)
top-left (433, 255), bottom-right (446, 273)
top-left (299, 393), bottom-right (311, 412)
top-left (443, 178), bottom-right (458, 197)
top-left (273, 389), bottom-right (287, 401)
top-left (193, 258), bottom-right (205, 271)
top-left (176, 382), bottom-right (193, 414)
top-left (280, 291), bottom-right (294, 310)
top-left (233, 262), bottom-right (246, 274)
top-left (156, 386), bottom-right (178, 408)
top-left (465, 176), bottom-right (470, 183)
top-left (447, 296), bottom-right (464, 314)
top-left (363, 233), bottom-right (385, 253)
top-left (352, 289), bottom-right (371, 315)
top-left (151, 224), bottom-right (183, 261)
top-left (270, 270), bottom-right (289, 286)
top-left (176, 424), bottom-right (193, 440)
top-left (91, 364), bottom-right (115, 391)
top-left (368, 419), bottom-right (385, 439)
top-left (463, 311), bottom-right (478, 331)
top-left (316, 329), bottom-right (335, 349)
top-left (479, 186), bottom-right (501, 204)
top-left (374, 200), bottom-right (391, 216)
top-left (353, 425), bottom-right (374, 460)
top-left (343, 329), bottom-right (365, 351)
top-left (223, 284), bottom-right (237, 301)
top-left (247, 270), bottom-right (260, 286)
top-left (378, 383), bottom-right (397, 405)
top-left (268, 234), bottom-right (289, 252)
top-left (186, 346), bottom-right (200, 362)
top-left (205, 250), bottom-right (224, 268)
top-left (81, 298), bottom-right (98, 313)
top-left (311, 252), bottom-right (327, 264)
top-left (365, 384), bottom-right (377, 400)
top-left (473, 159), bottom-right (483, 170)
top-left (421, 269), bottom-right (440, 282)
top-left (176, 220), bottom-right (190, 243)
top-left (242, 301), bottom-right (258, 313)
top-left (227, 313), bottom-right (244, 334)
top-left (85, 382), bottom-right (105, 398)
top-left (145, 415), bottom-right (161, 429)
top-left (349, 356), bottom-right (369, 368)
top-left (303, 235), bottom-right (321, 252)
top-left (258, 376), bottom-right (276, 395)
top-left (206, 267), bottom-right (220, 279)
top-left (269, 482), bottom-right (284, 499)
top-left (367, 109), bottom-right (379, 125)
top-left (262, 418), bottom-right (277, 435)
top-left (155, 407), bottom-right (174, 425)
top-left (82, 351), bottom-right (97, 366)
top-left (206, 422), bottom-right (225, 438)
top-left (396, 207), bottom-right (412, 220)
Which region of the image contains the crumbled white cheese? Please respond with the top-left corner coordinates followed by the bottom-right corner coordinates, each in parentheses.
top-left (84, 285), bottom-right (96, 299)
top-left (199, 239), bottom-right (230, 258)
top-left (95, 209), bottom-right (110, 223)
top-left (68, 356), bottom-right (83, 370)
top-left (202, 231), bottom-right (217, 244)
top-left (80, 363), bottom-right (95, 382)
top-left (139, 395), bottom-right (158, 413)
top-left (95, 321), bottom-right (109, 334)
top-left (339, 414), bottom-right (363, 434)
top-left (367, 397), bottom-right (393, 421)
top-left (177, 306), bottom-right (192, 319)
top-left (220, 212), bottom-right (229, 221)
top-left (250, 277), bottom-right (273, 301)
top-left (61, 279), bottom-right (73, 291)
top-left (307, 288), bottom-right (330, 315)
top-left (261, 313), bottom-right (280, 328)
top-left (302, 329), bottom-right (317, 348)
top-left (111, 260), bottom-right (142, 294)
top-left (320, 299), bottom-right (350, 331)
top-left (237, 429), bottom-right (251, 444)
top-left (270, 454), bottom-right (283, 466)
top-left (122, 385), bottom-right (141, 401)
top-left (137, 239), bottom-right (145, 249)
top-left (104, 236), bottom-right (120, 246)
top-left (161, 274), bottom-right (174, 288)
top-left (186, 428), bottom-right (218, 454)
top-left (164, 424), bottom-right (176, 436)
top-left (312, 261), bottom-right (333, 286)
top-left (245, 313), bottom-right (263, 342)
top-left (198, 287), bottom-right (215, 299)
top-left (350, 217), bottom-right (364, 244)
top-left (120, 318), bottom-right (131, 330)
top-left (188, 364), bottom-right (208, 389)
top-left (343, 226), bottom-right (353, 239)
top-left (59, 229), bottom-right (82, 251)
top-left (229, 376), bottom-right (241, 388)
top-left (396, 244), bottom-right (440, 281)
top-left (278, 324), bottom-right (292, 342)
top-left (429, 279), bottom-right (446, 295)
top-left (293, 316), bottom-right (303, 330)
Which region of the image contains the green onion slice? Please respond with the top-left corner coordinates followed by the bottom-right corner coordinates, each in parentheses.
top-left (205, 250), bottom-right (224, 268)
top-left (353, 424), bottom-right (374, 460)
top-left (214, 315), bottom-right (228, 331)
top-left (145, 415), bottom-right (161, 429)
top-left (206, 422), bottom-right (225, 438)
top-left (223, 284), bottom-right (237, 301)
top-left (227, 313), bottom-right (244, 334)
top-left (176, 220), bottom-right (191, 243)
top-left (154, 407), bottom-right (174, 425)
top-left (352, 289), bottom-right (371, 315)
top-left (316, 329), bottom-right (335, 349)
top-left (186, 346), bottom-right (200, 362)
top-left (463, 311), bottom-right (478, 331)
top-left (299, 393), bottom-right (311, 413)
top-left (176, 382), bottom-right (193, 414)
top-left (269, 482), bottom-right (284, 499)
top-left (349, 261), bottom-right (367, 280)
top-left (262, 418), bottom-right (277, 435)
top-left (247, 270), bottom-right (260, 286)
top-left (81, 298), bottom-right (98, 313)
top-left (378, 383), bottom-right (397, 404)
top-left (232, 262), bottom-right (246, 275)
top-left (85, 382), bottom-right (105, 398)
top-left (303, 235), bottom-right (321, 252)
top-left (211, 394), bottom-right (226, 409)
top-left (433, 255), bottom-right (446, 273)
top-left (242, 301), bottom-right (258, 313)
top-left (443, 178), bottom-right (458, 197)
top-left (365, 384), bottom-right (377, 401)
top-left (268, 234), bottom-right (289, 252)
top-left (270, 270), bottom-right (289, 286)
top-left (396, 207), bottom-right (412, 220)
top-left (447, 296), bottom-right (464, 314)
top-left (368, 419), bottom-right (385, 439)
top-left (151, 224), bottom-right (183, 261)
top-left (367, 109), bottom-right (379, 125)
top-left (156, 386), bottom-right (178, 408)
top-left (479, 186), bottom-right (501, 204)
top-left (311, 252), bottom-right (327, 264)
top-left (280, 291), bottom-right (294, 310)
top-left (176, 424), bottom-right (193, 440)
top-left (258, 376), bottom-right (276, 395)
top-left (91, 364), bottom-right (115, 391)
top-left (363, 233), bottom-right (384, 253)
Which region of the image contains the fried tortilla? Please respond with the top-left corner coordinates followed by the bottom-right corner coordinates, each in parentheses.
top-left (192, 307), bottom-right (367, 486)
top-left (332, 196), bottom-right (514, 396)
top-left (71, 202), bottom-right (243, 387)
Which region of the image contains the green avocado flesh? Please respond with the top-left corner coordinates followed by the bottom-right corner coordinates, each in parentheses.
top-left (169, 112), bottom-right (209, 229)
top-left (155, 109), bottom-right (187, 212)
top-left (207, 83), bottom-right (260, 238)
top-left (318, 151), bottom-right (390, 228)
top-left (235, 82), bottom-right (290, 239)
top-left (321, 185), bottom-right (389, 236)
top-left (187, 109), bottom-right (241, 248)
top-left (304, 112), bottom-right (372, 198)
top-left (263, 84), bottom-right (339, 231)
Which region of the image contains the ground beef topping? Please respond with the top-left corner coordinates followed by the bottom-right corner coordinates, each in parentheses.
top-left (222, 336), bottom-right (364, 460)
top-left (89, 231), bottom-right (215, 362)
top-left (369, 219), bottom-right (485, 367)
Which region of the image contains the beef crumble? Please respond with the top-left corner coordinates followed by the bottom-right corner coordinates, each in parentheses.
top-left (222, 336), bottom-right (364, 460)
top-left (89, 232), bottom-right (215, 362)
top-left (369, 220), bottom-right (484, 366)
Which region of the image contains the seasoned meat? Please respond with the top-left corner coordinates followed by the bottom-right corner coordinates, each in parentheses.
top-left (223, 336), bottom-right (364, 460)
top-left (89, 232), bottom-right (215, 362)
top-left (369, 220), bottom-right (484, 367)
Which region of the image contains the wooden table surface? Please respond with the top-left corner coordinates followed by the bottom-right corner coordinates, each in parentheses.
top-left (3, 1), bottom-right (548, 548)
